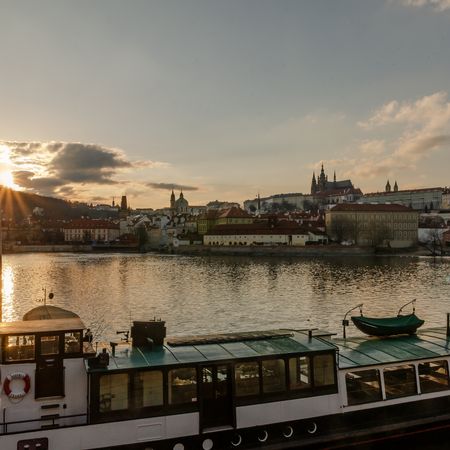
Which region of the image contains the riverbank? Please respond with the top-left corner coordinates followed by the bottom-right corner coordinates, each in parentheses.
top-left (3, 243), bottom-right (445, 258)
top-left (164, 244), bottom-right (438, 257)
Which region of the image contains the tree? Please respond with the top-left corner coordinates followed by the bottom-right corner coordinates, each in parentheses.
top-left (328, 216), bottom-right (356, 243)
top-left (424, 228), bottom-right (443, 256)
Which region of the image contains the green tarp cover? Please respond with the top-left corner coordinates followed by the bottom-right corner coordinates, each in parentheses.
top-left (352, 314), bottom-right (423, 329)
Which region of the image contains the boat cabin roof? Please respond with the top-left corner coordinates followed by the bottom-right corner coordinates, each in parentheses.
top-left (0, 318), bottom-right (85, 335)
top-left (335, 327), bottom-right (450, 369)
top-left (87, 329), bottom-right (336, 373)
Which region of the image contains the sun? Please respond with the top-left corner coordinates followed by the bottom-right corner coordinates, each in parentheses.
top-left (0, 170), bottom-right (18, 189)
top-left (0, 145), bottom-right (20, 189)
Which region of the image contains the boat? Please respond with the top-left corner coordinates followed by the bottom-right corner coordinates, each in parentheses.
top-left (3, 305), bottom-right (450, 449)
top-left (351, 313), bottom-right (425, 336)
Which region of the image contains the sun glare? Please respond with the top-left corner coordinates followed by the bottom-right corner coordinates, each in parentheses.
top-left (0, 170), bottom-right (18, 189)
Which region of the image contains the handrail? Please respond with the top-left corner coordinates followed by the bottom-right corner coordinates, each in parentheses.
top-left (0, 412), bottom-right (87, 435)
top-left (397, 299), bottom-right (416, 316)
top-left (342, 304), bottom-right (363, 339)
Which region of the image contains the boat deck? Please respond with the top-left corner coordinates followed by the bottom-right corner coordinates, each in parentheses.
top-left (335, 327), bottom-right (450, 369)
top-left (86, 329), bottom-right (336, 372)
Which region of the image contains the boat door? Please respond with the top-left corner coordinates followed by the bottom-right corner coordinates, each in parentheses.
top-left (35, 334), bottom-right (65, 398)
top-left (199, 364), bottom-right (234, 430)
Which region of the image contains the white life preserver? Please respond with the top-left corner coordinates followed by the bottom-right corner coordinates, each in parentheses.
top-left (307, 421), bottom-right (317, 434)
top-left (3, 372), bottom-right (31, 400)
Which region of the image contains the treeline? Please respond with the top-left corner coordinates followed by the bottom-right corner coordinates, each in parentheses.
top-left (0, 187), bottom-right (117, 221)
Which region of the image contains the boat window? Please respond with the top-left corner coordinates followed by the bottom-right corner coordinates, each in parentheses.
top-left (345, 369), bottom-right (382, 405)
top-left (64, 332), bottom-right (82, 353)
top-left (99, 373), bottom-right (129, 412)
top-left (5, 335), bottom-right (35, 361)
top-left (384, 365), bottom-right (417, 399)
top-left (289, 356), bottom-right (311, 390)
top-left (262, 359), bottom-right (286, 393)
top-left (134, 370), bottom-right (164, 407)
top-left (419, 360), bottom-right (449, 394)
top-left (235, 361), bottom-right (260, 396)
top-left (40, 335), bottom-right (60, 355)
top-left (313, 354), bottom-right (335, 386)
top-left (168, 367), bottom-right (197, 405)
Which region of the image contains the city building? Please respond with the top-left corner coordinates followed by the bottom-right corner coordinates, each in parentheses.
top-left (63, 219), bottom-right (120, 243)
top-left (169, 190), bottom-right (206, 216)
top-left (197, 207), bottom-right (253, 235)
top-left (204, 220), bottom-right (328, 247)
top-left (325, 203), bottom-right (419, 248)
top-left (243, 193), bottom-right (311, 213)
top-left (361, 183), bottom-right (445, 210)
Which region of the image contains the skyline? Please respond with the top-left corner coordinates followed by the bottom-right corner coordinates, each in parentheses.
top-left (1, 0), bottom-right (450, 208)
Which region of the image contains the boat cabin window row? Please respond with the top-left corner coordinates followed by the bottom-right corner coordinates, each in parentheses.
top-left (345, 359), bottom-right (450, 406)
top-left (1, 332), bottom-right (83, 363)
top-left (92, 352), bottom-right (337, 422)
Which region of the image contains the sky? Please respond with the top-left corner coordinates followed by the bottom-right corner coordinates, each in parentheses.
top-left (0, 0), bottom-right (450, 209)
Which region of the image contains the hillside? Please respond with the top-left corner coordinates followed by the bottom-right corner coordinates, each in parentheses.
top-left (0, 187), bottom-right (117, 221)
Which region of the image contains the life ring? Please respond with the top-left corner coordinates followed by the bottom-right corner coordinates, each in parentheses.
top-left (230, 433), bottom-right (242, 447)
top-left (257, 430), bottom-right (268, 443)
top-left (307, 421), bottom-right (317, 434)
top-left (3, 372), bottom-right (31, 399)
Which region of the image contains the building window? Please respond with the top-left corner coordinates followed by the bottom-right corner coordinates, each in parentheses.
top-left (419, 360), bottom-right (449, 394)
top-left (135, 370), bottom-right (164, 407)
top-left (235, 361), bottom-right (260, 396)
top-left (346, 369), bottom-right (382, 405)
top-left (5, 335), bottom-right (35, 361)
top-left (99, 373), bottom-right (129, 412)
top-left (262, 359), bottom-right (285, 393)
top-left (384, 365), bottom-right (417, 399)
top-left (313, 354), bottom-right (335, 386)
top-left (168, 367), bottom-right (197, 404)
top-left (289, 356), bottom-right (310, 390)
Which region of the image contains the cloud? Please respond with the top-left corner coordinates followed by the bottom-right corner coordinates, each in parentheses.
top-left (359, 139), bottom-right (386, 155)
top-left (397, 0), bottom-right (450, 12)
top-left (49, 143), bottom-right (131, 184)
top-left (319, 92), bottom-right (450, 186)
top-left (2, 141), bottom-right (169, 197)
top-left (147, 182), bottom-right (199, 191)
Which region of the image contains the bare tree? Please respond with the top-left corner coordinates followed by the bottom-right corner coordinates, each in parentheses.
top-left (328, 216), bottom-right (356, 243)
top-left (424, 228), bottom-right (444, 256)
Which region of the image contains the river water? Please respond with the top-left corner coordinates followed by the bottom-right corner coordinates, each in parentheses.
top-left (2, 253), bottom-right (450, 342)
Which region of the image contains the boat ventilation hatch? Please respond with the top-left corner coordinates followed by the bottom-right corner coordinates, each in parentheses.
top-left (131, 319), bottom-right (166, 349)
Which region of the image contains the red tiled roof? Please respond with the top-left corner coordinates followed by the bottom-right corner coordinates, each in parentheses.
top-left (364, 187), bottom-right (444, 196)
top-left (218, 207), bottom-right (252, 219)
top-left (330, 203), bottom-right (415, 212)
top-left (63, 219), bottom-right (119, 230)
top-left (206, 222), bottom-right (326, 236)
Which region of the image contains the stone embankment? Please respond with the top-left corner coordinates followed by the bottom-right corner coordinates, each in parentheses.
top-left (4, 244), bottom-right (92, 253)
top-left (166, 244), bottom-right (377, 257)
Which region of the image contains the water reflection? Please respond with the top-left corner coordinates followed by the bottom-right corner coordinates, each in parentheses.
top-left (1, 253), bottom-right (449, 342)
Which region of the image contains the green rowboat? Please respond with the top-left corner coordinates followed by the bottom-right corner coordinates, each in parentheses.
top-left (351, 313), bottom-right (424, 337)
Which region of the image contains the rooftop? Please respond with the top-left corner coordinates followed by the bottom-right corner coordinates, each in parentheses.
top-left (87, 329), bottom-right (336, 373)
top-left (335, 327), bottom-right (450, 369)
top-left (330, 203), bottom-right (415, 212)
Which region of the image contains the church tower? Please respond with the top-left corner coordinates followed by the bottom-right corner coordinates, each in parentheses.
top-left (318, 164), bottom-right (327, 191)
top-left (385, 180), bottom-right (391, 193)
top-left (394, 181), bottom-right (398, 192)
top-left (170, 189), bottom-right (175, 209)
top-left (311, 173), bottom-right (317, 194)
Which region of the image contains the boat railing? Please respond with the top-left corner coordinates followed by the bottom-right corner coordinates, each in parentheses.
top-left (397, 299), bottom-right (416, 316)
top-left (0, 412), bottom-right (88, 435)
top-left (342, 303), bottom-right (363, 338)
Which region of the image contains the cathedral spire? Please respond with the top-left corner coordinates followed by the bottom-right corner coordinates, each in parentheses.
top-left (385, 180), bottom-right (391, 193)
top-left (311, 172), bottom-right (317, 194)
top-left (394, 180), bottom-right (398, 192)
